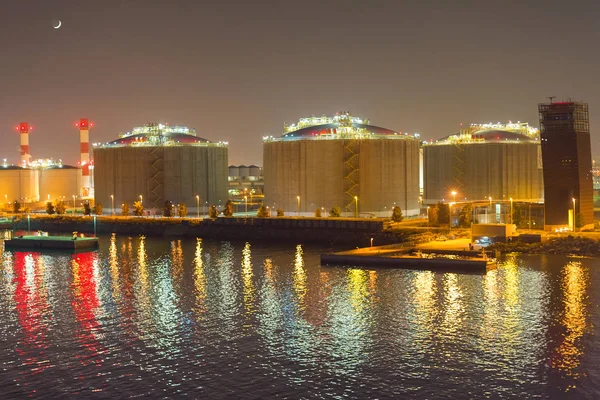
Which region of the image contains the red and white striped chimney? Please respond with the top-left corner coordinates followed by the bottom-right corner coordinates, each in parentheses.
top-left (76, 118), bottom-right (92, 196)
top-left (17, 122), bottom-right (31, 165)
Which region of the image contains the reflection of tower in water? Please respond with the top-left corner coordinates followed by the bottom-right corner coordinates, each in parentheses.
top-left (193, 238), bottom-right (207, 310)
top-left (552, 260), bottom-right (590, 382)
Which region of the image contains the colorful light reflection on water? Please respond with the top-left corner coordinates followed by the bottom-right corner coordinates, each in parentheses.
top-left (0, 237), bottom-right (599, 398)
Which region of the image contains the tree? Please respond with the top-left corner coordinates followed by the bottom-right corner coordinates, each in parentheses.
top-left (133, 201), bottom-right (144, 216)
top-left (121, 202), bottom-right (130, 216)
top-left (330, 206), bottom-right (342, 218)
top-left (12, 200), bottom-right (20, 214)
top-left (276, 208), bottom-right (284, 217)
top-left (314, 208), bottom-right (322, 218)
top-left (428, 204), bottom-right (440, 226)
top-left (257, 204), bottom-right (268, 218)
top-left (177, 203), bottom-right (187, 218)
top-left (458, 203), bottom-right (473, 228)
top-left (56, 200), bottom-right (67, 215)
top-left (93, 203), bottom-right (103, 215)
top-left (437, 202), bottom-right (449, 226)
top-left (163, 200), bottom-right (174, 217)
top-left (83, 201), bottom-right (92, 216)
top-left (46, 201), bottom-right (55, 215)
top-left (209, 205), bottom-right (218, 218)
top-left (391, 206), bottom-right (403, 222)
top-left (222, 200), bottom-right (234, 217)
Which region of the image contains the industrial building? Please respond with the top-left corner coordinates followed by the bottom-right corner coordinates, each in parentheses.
top-left (93, 123), bottom-right (229, 212)
top-left (423, 122), bottom-right (544, 204)
top-left (263, 112), bottom-right (420, 217)
top-left (0, 121), bottom-right (84, 209)
top-left (539, 100), bottom-right (593, 230)
top-left (228, 165), bottom-right (264, 195)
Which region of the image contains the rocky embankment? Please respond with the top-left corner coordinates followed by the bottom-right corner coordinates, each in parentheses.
top-left (490, 236), bottom-right (600, 256)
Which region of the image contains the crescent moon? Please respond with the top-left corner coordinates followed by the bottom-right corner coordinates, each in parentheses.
top-left (53, 20), bottom-right (62, 29)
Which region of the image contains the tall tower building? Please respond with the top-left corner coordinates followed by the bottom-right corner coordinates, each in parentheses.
top-left (539, 100), bottom-right (593, 230)
top-left (76, 118), bottom-right (92, 197)
top-left (17, 122), bottom-right (31, 165)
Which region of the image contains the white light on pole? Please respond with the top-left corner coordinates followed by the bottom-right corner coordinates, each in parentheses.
top-left (139, 194), bottom-right (143, 204)
top-left (296, 195), bottom-right (300, 216)
top-left (196, 195), bottom-right (200, 219)
top-left (111, 194), bottom-right (114, 216)
top-left (509, 197), bottom-right (513, 225)
top-left (354, 196), bottom-right (358, 218)
top-left (573, 197), bottom-right (576, 231)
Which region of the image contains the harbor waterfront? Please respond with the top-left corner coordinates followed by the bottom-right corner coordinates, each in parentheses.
top-left (0, 235), bottom-right (599, 398)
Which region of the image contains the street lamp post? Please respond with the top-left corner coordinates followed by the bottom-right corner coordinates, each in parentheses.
top-left (449, 202), bottom-right (453, 231)
top-left (573, 197), bottom-right (576, 231)
top-left (111, 194), bottom-right (114, 216)
top-left (509, 198), bottom-right (513, 225)
top-left (451, 191), bottom-right (457, 203)
top-left (426, 206), bottom-right (430, 227)
top-left (528, 203), bottom-right (532, 230)
top-left (139, 194), bottom-right (143, 204)
top-left (73, 194), bottom-right (76, 208)
top-left (489, 196), bottom-right (492, 223)
top-left (245, 196), bottom-right (248, 217)
top-left (296, 196), bottom-right (300, 217)
top-left (196, 195), bottom-right (200, 218)
top-left (354, 196), bottom-right (358, 218)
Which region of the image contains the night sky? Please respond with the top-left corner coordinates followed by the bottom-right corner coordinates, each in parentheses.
top-left (1, 0), bottom-right (599, 166)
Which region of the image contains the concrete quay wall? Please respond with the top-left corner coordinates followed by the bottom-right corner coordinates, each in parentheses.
top-left (12, 216), bottom-right (402, 246)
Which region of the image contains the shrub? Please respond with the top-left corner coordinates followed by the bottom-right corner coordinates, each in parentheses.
top-left (93, 203), bottom-right (103, 215)
top-left (121, 203), bottom-right (130, 216)
top-left (209, 205), bottom-right (218, 218)
top-left (314, 208), bottom-right (321, 218)
top-left (46, 202), bottom-right (55, 215)
top-left (83, 201), bottom-right (92, 216)
top-left (257, 205), bottom-right (268, 218)
top-left (56, 200), bottom-right (67, 215)
top-left (177, 203), bottom-right (187, 218)
top-left (329, 206), bottom-right (341, 218)
top-left (277, 208), bottom-right (284, 217)
top-left (133, 201), bottom-right (144, 216)
top-left (163, 200), bottom-right (174, 217)
top-left (222, 200), bottom-right (234, 217)
top-left (391, 206), bottom-right (403, 222)
top-left (12, 200), bottom-right (21, 213)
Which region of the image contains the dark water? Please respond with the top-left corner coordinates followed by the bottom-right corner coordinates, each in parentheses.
top-left (0, 235), bottom-right (599, 399)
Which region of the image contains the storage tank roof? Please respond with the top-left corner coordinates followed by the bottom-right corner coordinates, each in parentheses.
top-left (433, 129), bottom-right (538, 144)
top-left (106, 132), bottom-right (213, 146)
top-left (281, 123), bottom-right (398, 139)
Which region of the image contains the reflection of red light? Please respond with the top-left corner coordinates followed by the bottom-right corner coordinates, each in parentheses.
top-left (71, 252), bottom-right (103, 366)
top-left (13, 252), bottom-right (51, 386)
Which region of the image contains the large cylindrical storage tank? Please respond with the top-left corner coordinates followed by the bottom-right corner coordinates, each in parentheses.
top-left (248, 165), bottom-right (261, 177)
top-left (228, 165), bottom-right (240, 178)
top-left (0, 167), bottom-right (39, 203)
top-left (39, 166), bottom-right (82, 201)
top-left (238, 165), bottom-right (249, 178)
top-left (93, 123), bottom-right (228, 210)
top-left (423, 124), bottom-right (544, 203)
top-left (264, 113), bottom-right (420, 216)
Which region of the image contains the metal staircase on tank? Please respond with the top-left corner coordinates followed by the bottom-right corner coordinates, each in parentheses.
top-left (149, 147), bottom-right (163, 208)
top-left (343, 138), bottom-right (360, 215)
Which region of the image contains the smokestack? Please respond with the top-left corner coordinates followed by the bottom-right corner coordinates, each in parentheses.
top-left (76, 118), bottom-right (92, 196)
top-left (18, 122), bottom-right (30, 165)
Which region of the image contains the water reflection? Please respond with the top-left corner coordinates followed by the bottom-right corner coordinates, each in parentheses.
top-left (241, 242), bottom-right (255, 314)
top-left (292, 244), bottom-right (307, 309)
top-left (552, 260), bottom-right (590, 381)
top-left (0, 238), bottom-right (598, 398)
